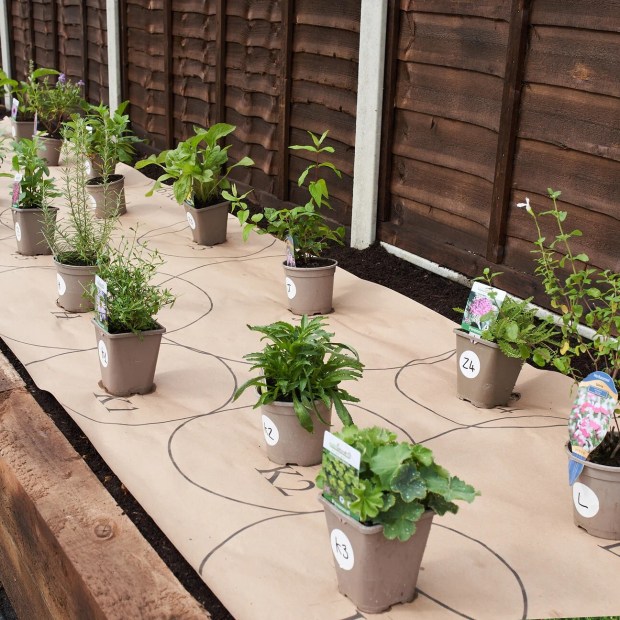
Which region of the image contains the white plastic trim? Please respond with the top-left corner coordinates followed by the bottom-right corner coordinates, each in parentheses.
top-left (106, 0), bottom-right (121, 112)
top-left (0, 0), bottom-right (12, 109)
top-left (350, 0), bottom-right (388, 250)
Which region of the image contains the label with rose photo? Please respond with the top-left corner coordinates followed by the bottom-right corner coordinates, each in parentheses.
top-left (460, 282), bottom-right (507, 336)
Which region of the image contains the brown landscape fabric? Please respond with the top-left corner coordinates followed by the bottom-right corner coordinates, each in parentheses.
top-left (0, 120), bottom-right (618, 619)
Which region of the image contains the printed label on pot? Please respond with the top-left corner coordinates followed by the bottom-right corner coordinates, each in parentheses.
top-left (262, 414), bottom-right (279, 446)
top-left (95, 275), bottom-right (108, 327)
top-left (14, 222), bottom-right (21, 242)
top-left (330, 528), bottom-right (354, 570)
top-left (285, 277), bottom-right (296, 300)
top-left (572, 482), bottom-right (599, 518)
top-left (461, 282), bottom-right (507, 336)
top-left (459, 350), bottom-right (481, 379)
top-left (11, 98), bottom-right (18, 120)
top-left (186, 212), bottom-right (196, 230)
top-left (285, 234), bottom-right (296, 267)
top-left (57, 273), bottom-right (66, 296)
top-left (98, 340), bottom-right (109, 368)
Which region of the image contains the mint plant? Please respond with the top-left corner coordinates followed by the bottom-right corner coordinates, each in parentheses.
top-left (317, 425), bottom-right (479, 541)
top-left (228, 130), bottom-right (345, 266)
top-left (234, 315), bottom-right (364, 432)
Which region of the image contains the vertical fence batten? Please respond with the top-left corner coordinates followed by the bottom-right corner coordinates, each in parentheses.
top-left (51, 0), bottom-right (58, 72)
top-left (214, 0), bottom-right (226, 125)
top-left (163, 0), bottom-right (174, 148)
top-left (486, 0), bottom-right (532, 264)
top-left (350, 0), bottom-right (388, 249)
top-left (277, 0), bottom-right (294, 202)
top-left (27, 1), bottom-right (35, 65)
top-left (81, 0), bottom-right (89, 99)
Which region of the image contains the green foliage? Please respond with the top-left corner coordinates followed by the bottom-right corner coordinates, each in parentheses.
top-left (229, 130), bottom-right (345, 266)
top-left (0, 61), bottom-right (59, 120)
top-left (233, 315), bottom-right (364, 432)
top-left (11, 136), bottom-right (58, 209)
top-left (135, 123), bottom-right (253, 206)
top-left (525, 189), bottom-right (620, 393)
top-left (87, 234), bottom-right (176, 335)
top-left (43, 116), bottom-right (117, 265)
top-left (317, 425), bottom-right (479, 541)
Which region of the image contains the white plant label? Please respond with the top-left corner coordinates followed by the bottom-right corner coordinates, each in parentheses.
top-left (57, 273), bottom-right (66, 296)
top-left (285, 277), bottom-right (296, 300)
top-left (89, 195), bottom-right (97, 210)
top-left (459, 350), bottom-right (481, 379)
top-left (14, 223), bottom-right (21, 242)
top-left (572, 482), bottom-right (599, 518)
top-left (11, 97), bottom-right (18, 119)
top-left (261, 414), bottom-right (279, 446)
top-left (98, 340), bottom-right (109, 368)
top-left (11, 124), bottom-right (16, 138)
top-left (330, 528), bottom-right (354, 570)
top-left (186, 212), bottom-right (196, 230)
top-left (84, 159), bottom-right (91, 175)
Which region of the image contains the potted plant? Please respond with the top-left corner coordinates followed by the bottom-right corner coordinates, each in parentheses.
top-left (43, 116), bottom-right (117, 312)
top-left (316, 425), bottom-right (479, 613)
top-left (30, 71), bottom-right (84, 165)
top-left (519, 189), bottom-right (620, 539)
top-left (454, 268), bottom-right (559, 408)
top-left (80, 101), bottom-right (143, 218)
top-left (0, 62), bottom-right (58, 140)
top-left (86, 235), bottom-right (176, 396)
top-left (230, 130), bottom-right (345, 315)
top-left (135, 123), bottom-right (253, 246)
top-left (233, 315), bottom-right (364, 466)
top-left (10, 136), bottom-right (59, 255)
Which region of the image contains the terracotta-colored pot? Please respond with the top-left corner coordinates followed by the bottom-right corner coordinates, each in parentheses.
top-left (454, 328), bottom-right (523, 408)
top-left (85, 174), bottom-right (127, 218)
top-left (260, 400), bottom-right (332, 466)
top-left (11, 119), bottom-right (35, 140)
top-left (283, 259), bottom-right (337, 316)
top-left (11, 206), bottom-right (57, 255)
top-left (37, 136), bottom-right (64, 166)
top-left (93, 319), bottom-right (166, 397)
top-left (54, 260), bottom-right (96, 313)
top-left (320, 495), bottom-right (434, 613)
top-left (566, 443), bottom-right (620, 539)
top-left (183, 199), bottom-right (228, 246)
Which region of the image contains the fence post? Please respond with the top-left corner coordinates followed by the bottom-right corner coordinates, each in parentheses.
top-left (106, 0), bottom-right (122, 112)
top-left (350, 0), bottom-right (388, 249)
top-left (0, 0), bottom-right (11, 107)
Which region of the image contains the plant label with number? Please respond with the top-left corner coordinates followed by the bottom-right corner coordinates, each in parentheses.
top-left (57, 273), bottom-right (67, 296)
top-left (262, 414), bottom-right (279, 446)
top-left (285, 277), bottom-right (296, 300)
top-left (98, 340), bottom-right (109, 368)
top-left (459, 350), bottom-right (480, 379)
top-left (572, 482), bottom-right (599, 518)
top-left (186, 212), bottom-right (196, 230)
top-left (330, 528), bottom-right (354, 570)
top-left (14, 222), bottom-right (21, 242)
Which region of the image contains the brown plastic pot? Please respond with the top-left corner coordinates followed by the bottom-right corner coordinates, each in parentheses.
top-left (260, 400), bottom-right (332, 466)
top-left (85, 174), bottom-right (127, 218)
top-left (283, 259), bottom-right (337, 316)
top-left (566, 444), bottom-right (620, 539)
top-left (454, 328), bottom-right (523, 408)
top-left (93, 319), bottom-right (166, 397)
top-left (183, 200), bottom-right (228, 246)
top-left (37, 136), bottom-right (63, 166)
top-left (319, 495), bottom-right (434, 614)
top-left (11, 206), bottom-right (57, 255)
top-left (11, 119), bottom-right (35, 140)
top-left (54, 260), bottom-right (96, 313)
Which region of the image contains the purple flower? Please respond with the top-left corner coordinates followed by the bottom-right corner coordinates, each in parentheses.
top-left (77, 80), bottom-right (85, 87)
top-left (469, 296), bottom-right (493, 318)
top-left (58, 73), bottom-right (66, 84)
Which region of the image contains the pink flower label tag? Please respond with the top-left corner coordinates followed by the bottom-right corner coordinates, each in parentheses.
top-left (461, 282), bottom-right (507, 336)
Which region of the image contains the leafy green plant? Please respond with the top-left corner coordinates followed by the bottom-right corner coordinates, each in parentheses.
top-left (233, 315), bottom-right (364, 432)
top-left (10, 136), bottom-right (58, 208)
top-left (227, 130), bottom-right (345, 266)
top-left (135, 123), bottom-right (253, 207)
top-left (43, 116), bottom-right (116, 265)
top-left (87, 234), bottom-right (176, 335)
top-left (456, 268), bottom-right (560, 366)
top-left (0, 62), bottom-right (58, 121)
top-left (317, 425), bottom-right (479, 541)
top-left (519, 190), bottom-right (620, 391)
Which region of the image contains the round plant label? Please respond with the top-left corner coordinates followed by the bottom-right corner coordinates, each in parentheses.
top-left (14, 222), bottom-right (21, 242)
top-left (56, 273), bottom-right (66, 296)
top-left (261, 414), bottom-right (279, 446)
top-left (98, 340), bottom-right (109, 368)
top-left (186, 212), bottom-right (196, 230)
top-left (572, 482), bottom-right (599, 518)
top-left (330, 528), bottom-right (354, 570)
top-left (285, 277), bottom-right (296, 300)
top-left (459, 350), bottom-right (481, 379)
top-left (88, 195), bottom-right (97, 210)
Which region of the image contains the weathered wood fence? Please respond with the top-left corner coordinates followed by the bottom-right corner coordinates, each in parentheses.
top-left (1, 0), bottom-right (618, 301)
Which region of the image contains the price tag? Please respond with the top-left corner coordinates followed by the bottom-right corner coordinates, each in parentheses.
top-left (95, 275), bottom-right (108, 328)
top-left (10, 98), bottom-right (18, 120)
top-left (57, 273), bottom-right (66, 296)
top-left (285, 277), bottom-right (296, 300)
top-left (98, 340), bottom-right (109, 368)
top-left (285, 234), bottom-right (296, 267)
top-left (461, 282), bottom-right (507, 336)
top-left (572, 482), bottom-right (599, 518)
top-left (330, 528), bottom-right (355, 570)
top-left (262, 414), bottom-right (279, 446)
top-left (321, 431), bottom-right (361, 519)
top-left (186, 212), bottom-right (196, 230)
top-left (459, 350), bottom-right (481, 379)
top-left (14, 222), bottom-right (21, 242)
